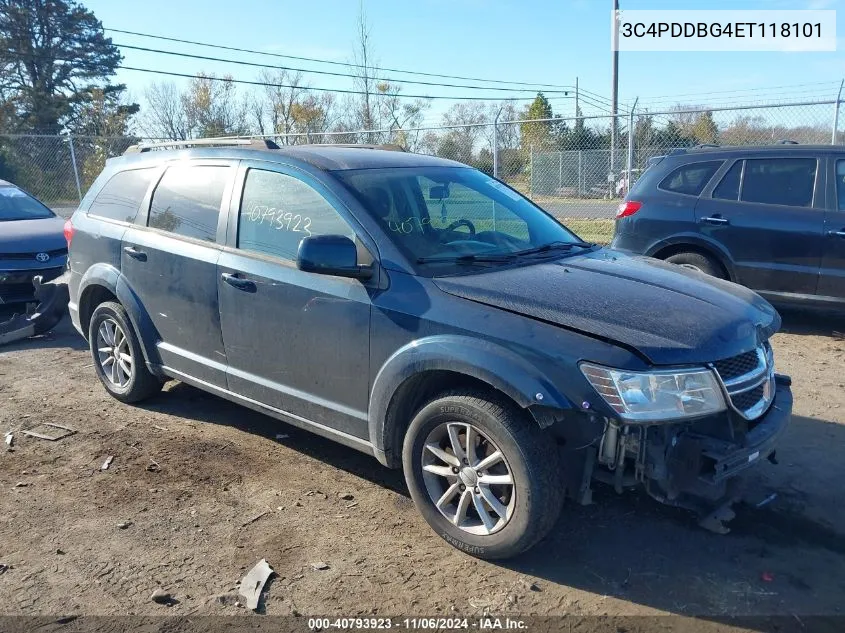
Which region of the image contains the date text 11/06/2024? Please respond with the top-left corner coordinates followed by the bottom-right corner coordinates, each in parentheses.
top-left (307, 617), bottom-right (528, 630)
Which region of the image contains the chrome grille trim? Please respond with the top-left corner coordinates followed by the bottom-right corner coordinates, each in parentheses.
top-left (710, 342), bottom-right (775, 420)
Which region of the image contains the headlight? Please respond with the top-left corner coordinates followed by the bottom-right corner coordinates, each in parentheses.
top-left (580, 363), bottom-right (726, 422)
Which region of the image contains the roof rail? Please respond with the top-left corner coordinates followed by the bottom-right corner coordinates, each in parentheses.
top-left (694, 143), bottom-right (720, 149)
top-left (306, 143), bottom-right (407, 152)
top-left (775, 139), bottom-right (799, 145)
top-left (123, 138), bottom-right (280, 154)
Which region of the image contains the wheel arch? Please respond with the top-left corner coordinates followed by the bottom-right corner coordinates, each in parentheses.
top-left (646, 235), bottom-right (735, 281)
top-left (77, 264), bottom-right (162, 366)
top-left (368, 336), bottom-right (573, 468)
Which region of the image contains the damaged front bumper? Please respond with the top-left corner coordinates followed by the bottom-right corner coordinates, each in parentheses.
top-left (581, 374), bottom-right (792, 531)
top-left (0, 272), bottom-right (69, 346)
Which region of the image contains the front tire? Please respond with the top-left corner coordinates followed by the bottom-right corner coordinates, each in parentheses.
top-left (402, 390), bottom-right (563, 560)
top-left (88, 301), bottom-right (162, 403)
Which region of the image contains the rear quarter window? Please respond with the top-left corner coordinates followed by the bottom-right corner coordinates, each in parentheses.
top-left (658, 161), bottom-right (723, 196)
top-left (87, 168), bottom-right (156, 223)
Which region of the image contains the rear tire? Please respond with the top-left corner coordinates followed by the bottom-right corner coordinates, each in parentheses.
top-left (665, 251), bottom-right (725, 278)
top-left (88, 301), bottom-right (162, 403)
top-left (402, 389), bottom-right (563, 560)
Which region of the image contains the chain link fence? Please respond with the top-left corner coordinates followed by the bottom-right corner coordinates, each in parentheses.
top-left (2, 100), bottom-right (842, 245)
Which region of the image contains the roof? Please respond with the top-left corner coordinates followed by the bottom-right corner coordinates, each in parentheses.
top-left (115, 141), bottom-right (467, 172)
top-left (672, 143), bottom-right (843, 156)
top-left (272, 145), bottom-right (466, 170)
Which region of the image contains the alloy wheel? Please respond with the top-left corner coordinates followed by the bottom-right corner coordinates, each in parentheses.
top-left (96, 318), bottom-right (133, 388)
top-left (421, 421), bottom-right (515, 536)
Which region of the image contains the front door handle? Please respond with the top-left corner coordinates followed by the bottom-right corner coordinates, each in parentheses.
top-left (123, 246), bottom-right (147, 261)
top-left (221, 272), bottom-right (257, 292)
top-left (828, 229), bottom-right (845, 238)
top-left (701, 216), bottom-right (730, 225)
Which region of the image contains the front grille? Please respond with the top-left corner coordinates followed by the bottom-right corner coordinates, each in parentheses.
top-left (731, 384), bottom-right (765, 411)
top-left (0, 282), bottom-right (37, 303)
top-left (711, 343), bottom-right (774, 421)
top-left (713, 349), bottom-right (760, 381)
top-left (0, 248), bottom-right (67, 262)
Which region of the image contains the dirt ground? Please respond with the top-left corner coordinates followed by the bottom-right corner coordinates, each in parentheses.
top-left (1, 308), bottom-right (845, 627)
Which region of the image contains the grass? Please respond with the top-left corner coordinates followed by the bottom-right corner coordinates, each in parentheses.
top-left (560, 218), bottom-right (615, 245)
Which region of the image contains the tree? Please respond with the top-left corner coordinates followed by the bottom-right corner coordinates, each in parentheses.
top-left (349, 2), bottom-right (378, 133)
top-left (0, 0), bottom-right (131, 133)
top-left (439, 101), bottom-right (488, 164)
top-left (691, 111), bottom-right (719, 144)
top-left (140, 74), bottom-right (250, 140)
top-left (142, 82), bottom-right (189, 140)
top-left (182, 74), bottom-right (250, 138)
top-left (520, 93), bottom-right (555, 151)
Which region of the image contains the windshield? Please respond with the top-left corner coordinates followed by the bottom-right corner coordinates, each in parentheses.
top-left (336, 167), bottom-right (584, 273)
top-left (0, 186), bottom-right (55, 221)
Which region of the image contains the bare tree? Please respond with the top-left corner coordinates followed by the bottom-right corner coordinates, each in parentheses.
top-left (141, 81), bottom-right (189, 140)
top-left (182, 74), bottom-right (250, 138)
top-left (351, 2), bottom-right (377, 132)
top-left (375, 81), bottom-right (431, 149)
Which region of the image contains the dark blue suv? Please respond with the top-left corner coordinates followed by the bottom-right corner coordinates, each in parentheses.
top-left (66, 140), bottom-right (792, 558)
top-left (611, 144), bottom-right (845, 310)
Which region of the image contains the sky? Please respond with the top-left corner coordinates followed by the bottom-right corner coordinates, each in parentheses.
top-left (81, 0), bottom-right (845, 127)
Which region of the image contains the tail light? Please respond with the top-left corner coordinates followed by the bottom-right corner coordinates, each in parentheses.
top-left (616, 200), bottom-right (642, 219)
top-left (63, 219), bottom-right (75, 247)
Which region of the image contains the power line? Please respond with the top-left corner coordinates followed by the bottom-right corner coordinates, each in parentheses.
top-left (632, 80), bottom-right (840, 103)
top-left (118, 65), bottom-right (574, 101)
top-left (114, 43), bottom-right (571, 94)
top-left (106, 27), bottom-right (577, 91)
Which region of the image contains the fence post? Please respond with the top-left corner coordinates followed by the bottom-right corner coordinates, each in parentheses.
top-left (832, 79), bottom-right (844, 145)
top-left (529, 145), bottom-right (534, 196)
top-left (492, 107), bottom-right (504, 179)
top-left (627, 98), bottom-right (638, 196)
top-left (557, 150), bottom-right (562, 193)
top-left (578, 150), bottom-right (582, 196)
top-left (67, 135), bottom-right (82, 202)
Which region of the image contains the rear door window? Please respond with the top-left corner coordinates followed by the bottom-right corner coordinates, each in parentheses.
top-left (712, 161), bottom-right (743, 201)
top-left (740, 158), bottom-right (817, 207)
top-left (658, 161), bottom-right (722, 196)
top-left (87, 168), bottom-right (156, 223)
top-left (148, 165), bottom-right (230, 242)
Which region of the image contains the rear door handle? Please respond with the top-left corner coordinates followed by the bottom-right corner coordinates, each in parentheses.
top-left (828, 230), bottom-right (845, 238)
top-left (123, 246), bottom-right (147, 261)
top-left (701, 216), bottom-right (730, 225)
top-left (221, 272), bottom-right (257, 292)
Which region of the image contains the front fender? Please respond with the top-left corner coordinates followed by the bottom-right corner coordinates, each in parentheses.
top-left (78, 264), bottom-right (161, 366)
top-left (644, 233), bottom-right (736, 280)
top-left (368, 335), bottom-right (573, 464)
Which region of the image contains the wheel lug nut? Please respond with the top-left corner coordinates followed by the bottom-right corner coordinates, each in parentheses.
top-left (452, 467), bottom-right (459, 474)
top-left (459, 484), bottom-right (466, 491)
top-left (462, 458), bottom-right (468, 465)
top-left (474, 487), bottom-right (480, 494)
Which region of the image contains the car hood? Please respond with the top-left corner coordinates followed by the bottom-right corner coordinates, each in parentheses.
top-left (433, 249), bottom-right (780, 366)
top-left (0, 216), bottom-right (66, 253)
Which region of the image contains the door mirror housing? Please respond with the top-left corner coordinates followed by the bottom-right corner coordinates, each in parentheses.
top-left (296, 235), bottom-right (372, 280)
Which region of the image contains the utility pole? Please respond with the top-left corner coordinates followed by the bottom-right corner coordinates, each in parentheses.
top-left (575, 77), bottom-right (579, 121)
top-left (610, 0), bottom-right (620, 189)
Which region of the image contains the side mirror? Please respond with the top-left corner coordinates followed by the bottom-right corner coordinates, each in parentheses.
top-left (429, 185), bottom-right (450, 200)
top-left (296, 235), bottom-right (372, 280)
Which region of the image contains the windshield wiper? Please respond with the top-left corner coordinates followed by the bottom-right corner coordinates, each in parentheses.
top-left (509, 240), bottom-right (594, 258)
top-left (416, 253), bottom-right (517, 265)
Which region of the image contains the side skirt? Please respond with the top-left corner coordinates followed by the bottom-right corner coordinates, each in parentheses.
top-left (156, 365), bottom-right (378, 458)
